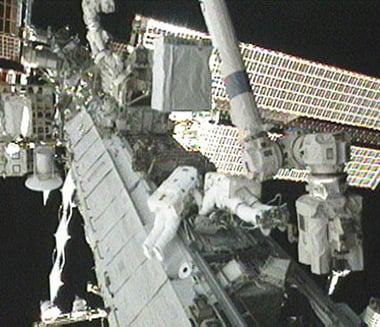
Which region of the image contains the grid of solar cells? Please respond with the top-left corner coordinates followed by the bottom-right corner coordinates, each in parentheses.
top-left (198, 124), bottom-right (244, 175)
top-left (0, 33), bottom-right (20, 61)
top-left (111, 41), bottom-right (130, 55)
top-left (345, 146), bottom-right (380, 190)
top-left (141, 16), bottom-right (380, 131)
top-left (0, 0), bottom-right (21, 35)
top-left (273, 148), bottom-right (380, 190)
top-left (142, 16), bottom-right (209, 49)
top-left (140, 16), bottom-right (379, 190)
top-left (274, 168), bottom-right (309, 183)
top-left (196, 123), bottom-right (379, 189)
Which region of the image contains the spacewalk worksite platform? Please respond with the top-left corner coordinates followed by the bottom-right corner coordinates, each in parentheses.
top-left (139, 16), bottom-right (380, 190)
top-left (54, 6), bottom-right (375, 324)
top-left (64, 108), bottom-right (361, 326)
top-left (2, 0), bottom-right (380, 326)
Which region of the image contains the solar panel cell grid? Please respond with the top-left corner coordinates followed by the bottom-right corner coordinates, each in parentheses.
top-left (140, 16), bottom-right (380, 190)
top-left (141, 16), bottom-right (379, 131)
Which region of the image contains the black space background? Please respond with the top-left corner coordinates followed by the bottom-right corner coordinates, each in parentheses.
top-left (0, 1), bottom-right (379, 326)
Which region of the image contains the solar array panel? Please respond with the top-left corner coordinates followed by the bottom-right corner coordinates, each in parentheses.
top-left (141, 16), bottom-right (209, 48)
top-left (194, 123), bottom-right (380, 190)
top-left (141, 16), bottom-right (380, 131)
top-left (0, 33), bottom-right (20, 62)
top-left (198, 124), bottom-right (244, 175)
top-left (345, 146), bottom-right (380, 190)
top-left (139, 16), bottom-right (380, 190)
top-left (212, 45), bottom-right (380, 131)
top-left (274, 146), bottom-right (380, 190)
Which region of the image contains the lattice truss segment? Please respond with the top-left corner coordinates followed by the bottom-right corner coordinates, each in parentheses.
top-left (196, 124), bottom-right (380, 190)
top-left (141, 16), bottom-right (380, 131)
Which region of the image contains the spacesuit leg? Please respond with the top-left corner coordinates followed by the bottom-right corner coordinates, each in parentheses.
top-left (153, 211), bottom-right (181, 261)
top-left (143, 212), bottom-right (166, 259)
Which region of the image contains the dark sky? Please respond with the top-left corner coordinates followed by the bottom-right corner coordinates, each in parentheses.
top-left (31, 0), bottom-right (380, 78)
top-left (1, 1), bottom-right (379, 326)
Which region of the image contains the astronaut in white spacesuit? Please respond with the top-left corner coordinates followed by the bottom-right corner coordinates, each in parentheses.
top-left (143, 166), bottom-right (287, 261)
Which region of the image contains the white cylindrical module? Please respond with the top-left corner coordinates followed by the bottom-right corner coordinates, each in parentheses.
top-left (25, 146), bottom-right (63, 204)
top-left (35, 146), bottom-right (55, 177)
top-left (296, 195), bottom-right (331, 275)
top-left (22, 46), bottom-right (61, 71)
